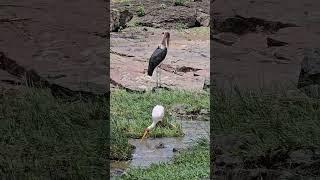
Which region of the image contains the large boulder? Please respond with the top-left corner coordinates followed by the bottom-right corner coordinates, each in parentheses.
top-left (196, 11), bottom-right (210, 27)
top-left (110, 9), bottom-right (133, 32)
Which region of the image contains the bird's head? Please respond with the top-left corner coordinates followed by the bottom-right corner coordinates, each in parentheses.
top-left (162, 32), bottom-right (170, 48)
top-left (140, 128), bottom-right (150, 142)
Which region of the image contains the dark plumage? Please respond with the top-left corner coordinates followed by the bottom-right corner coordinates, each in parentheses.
top-left (147, 47), bottom-right (167, 76)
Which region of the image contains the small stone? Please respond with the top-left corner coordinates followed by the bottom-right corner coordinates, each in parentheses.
top-left (155, 142), bottom-right (165, 149)
top-left (173, 147), bottom-right (183, 152)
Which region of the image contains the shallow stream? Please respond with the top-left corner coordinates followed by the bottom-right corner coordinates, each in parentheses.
top-left (111, 120), bottom-right (209, 177)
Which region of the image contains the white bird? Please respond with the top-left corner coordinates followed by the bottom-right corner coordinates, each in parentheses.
top-left (141, 105), bottom-right (165, 142)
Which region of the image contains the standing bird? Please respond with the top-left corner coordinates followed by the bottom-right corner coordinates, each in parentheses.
top-left (140, 105), bottom-right (165, 142)
top-left (147, 32), bottom-right (170, 88)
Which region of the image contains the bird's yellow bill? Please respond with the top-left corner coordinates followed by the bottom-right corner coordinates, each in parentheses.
top-left (140, 130), bottom-right (149, 142)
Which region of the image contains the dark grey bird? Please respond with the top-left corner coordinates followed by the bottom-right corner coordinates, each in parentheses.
top-left (147, 32), bottom-right (170, 88)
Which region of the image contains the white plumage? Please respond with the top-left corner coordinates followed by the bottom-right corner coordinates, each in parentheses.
top-left (141, 105), bottom-right (165, 142)
top-left (148, 105), bottom-right (165, 129)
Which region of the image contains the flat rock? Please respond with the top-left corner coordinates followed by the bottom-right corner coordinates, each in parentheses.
top-left (211, 0), bottom-right (320, 91)
top-left (0, 0), bottom-right (107, 94)
top-left (111, 27), bottom-right (209, 92)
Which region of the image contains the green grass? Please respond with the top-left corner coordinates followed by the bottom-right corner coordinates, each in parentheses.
top-left (111, 125), bottom-right (135, 160)
top-left (126, 17), bottom-right (140, 27)
top-left (110, 89), bottom-right (209, 160)
top-left (0, 88), bottom-right (108, 179)
top-left (174, 0), bottom-right (188, 6)
top-left (120, 139), bottom-right (209, 180)
top-left (212, 87), bottom-right (320, 157)
top-left (175, 22), bottom-right (188, 31)
top-left (120, 0), bottom-right (131, 6)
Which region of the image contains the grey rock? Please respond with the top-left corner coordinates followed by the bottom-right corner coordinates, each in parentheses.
top-left (297, 48), bottom-right (320, 98)
top-left (196, 11), bottom-right (210, 27)
top-left (298, 48), bottom-right (320, 89)
top-left (203, 78), bottom-right (210, 90)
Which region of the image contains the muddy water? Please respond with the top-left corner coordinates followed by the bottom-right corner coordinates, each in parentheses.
top-left (111, 120), bottom-right (209, 177)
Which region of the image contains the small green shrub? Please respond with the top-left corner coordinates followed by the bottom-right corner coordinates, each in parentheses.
top-left (174, 0), bottom-right (187, 6)
top-left (136, 5), bottom-right (145, 17)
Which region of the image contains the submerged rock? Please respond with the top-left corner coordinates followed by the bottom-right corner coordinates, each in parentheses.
top-left (155, 142), bottom-right (166, 149)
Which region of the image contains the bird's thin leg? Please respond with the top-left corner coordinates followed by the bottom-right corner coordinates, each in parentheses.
top-left (159, 67), bottom-right (161, 87)
top-left (156, 67), bottom-right (160, 88)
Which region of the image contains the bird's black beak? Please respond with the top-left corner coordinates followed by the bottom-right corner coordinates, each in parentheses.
top-left (167, 35), bottom-right (170, 48)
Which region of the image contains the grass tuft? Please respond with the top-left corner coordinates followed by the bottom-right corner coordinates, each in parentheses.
top-left (174, 0), bottom-right (188, 6)
top-left (136, 5), bottom-right (145, 17)
top-left (212, 88), bottom-right (320, 157)
top-left (0, 88), bottom-right (108, 179)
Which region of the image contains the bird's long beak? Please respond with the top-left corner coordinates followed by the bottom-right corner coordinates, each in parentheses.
top-left (170, 123), bottom-right (176, 129)
top-left (140, 130), bottom-right (149, 142)
top-left (166, 36), bottom-right (170, 48)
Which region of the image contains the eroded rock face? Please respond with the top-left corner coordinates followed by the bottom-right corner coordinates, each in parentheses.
top-left (110, 9), bottom-right (133, 32)
top-left (108, 0), bottom-right (210, 29)
top-left (212, 15), bottom-right (298, 35)
top-left (139, 6), bottom-right (198, 28)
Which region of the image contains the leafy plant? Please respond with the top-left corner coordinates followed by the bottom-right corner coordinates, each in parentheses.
top-left (175, 22), bottom-right (188, 31)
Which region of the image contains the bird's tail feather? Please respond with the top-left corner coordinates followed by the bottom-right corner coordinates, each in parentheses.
top-left (147, 68), bottom-right (153, 76)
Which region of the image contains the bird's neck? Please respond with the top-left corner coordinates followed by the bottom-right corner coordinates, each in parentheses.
top-left (159, 36), bottom-right (167, 49)
top-left (159, 44), bottom-right (166, 49)
top-left (147, 121), bottom-right (157, 130)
